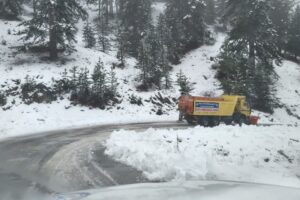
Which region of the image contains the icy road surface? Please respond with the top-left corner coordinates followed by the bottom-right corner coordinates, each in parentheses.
top-left (0, 122), bottom-right (189, 200)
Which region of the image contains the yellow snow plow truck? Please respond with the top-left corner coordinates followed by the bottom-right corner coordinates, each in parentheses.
top-left (178, 95), bottom-right (259, 127)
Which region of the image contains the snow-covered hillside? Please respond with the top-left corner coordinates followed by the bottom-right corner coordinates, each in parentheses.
top-left (0, 18), bottom-right (226, 139)
top-left (0, 2), bottom-right (300, 140)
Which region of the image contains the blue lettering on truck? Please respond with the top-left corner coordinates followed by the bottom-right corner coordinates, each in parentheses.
top-left (195, 102), bottom-right (219, 112)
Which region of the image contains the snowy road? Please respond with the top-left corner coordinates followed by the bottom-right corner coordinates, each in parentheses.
top-left (0, 122), bottom-right (189, 200)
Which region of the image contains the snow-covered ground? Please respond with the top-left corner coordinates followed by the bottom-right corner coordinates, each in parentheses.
top-left (104, 125), bottom-right (300, 188)
top-left (0, 2), bottom-right (300, 140)
top-left (0, 18), bottom-right (226, 139)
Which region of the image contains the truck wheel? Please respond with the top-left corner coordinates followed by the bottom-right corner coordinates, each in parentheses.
top-left (198, 117), bottom-right (210, 127)
top-left (185, 115), bottom-right (194, 125)
top-left (224, 119), bottom-right (233, 125)
top-left (210, 117), bottom-right (220, 127)
top-left (240, 115), bottom-right (251, 125)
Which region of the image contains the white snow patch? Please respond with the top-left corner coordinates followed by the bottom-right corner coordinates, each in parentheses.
top-left (104, 125), bottom-right (300, 188)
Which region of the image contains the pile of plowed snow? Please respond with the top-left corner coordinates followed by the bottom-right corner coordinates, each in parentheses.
top-left (104, 125), bottom-right (300, 188)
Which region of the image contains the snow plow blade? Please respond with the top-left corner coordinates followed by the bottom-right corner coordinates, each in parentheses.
top-left (250, 116), bottom-right (259, 125)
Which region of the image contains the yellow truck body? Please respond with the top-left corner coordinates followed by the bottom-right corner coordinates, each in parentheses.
top-left (179, 95), bottom-right (256, 126)
top-left (193, 95), bottom-right (251, 117)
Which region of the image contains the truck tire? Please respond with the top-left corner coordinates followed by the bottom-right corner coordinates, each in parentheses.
top-left (209, 117), bottom-right (220, 127)
top-left (224, 119), bottom-right (233, 125)
top-left (185, 115), bottom-right (194, 125)
top-left (198, 117), bottom-right (210, 127)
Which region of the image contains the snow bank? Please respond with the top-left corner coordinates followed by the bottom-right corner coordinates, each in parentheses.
top-left (104, 125), bottom-right (300, 188)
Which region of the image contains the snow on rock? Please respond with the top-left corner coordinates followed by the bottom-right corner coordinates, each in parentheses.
top-left (104, 125), bottom-right (300, 188)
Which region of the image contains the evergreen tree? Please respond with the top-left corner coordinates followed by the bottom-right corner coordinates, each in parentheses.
top-left (0, 0), bottom-right (23, 19)
top-left (116, 25), bottom-right (126, 67)
top-left (215, 0), bottom-right (226, 18)
top-left (176, 70), bottom-right (194, 94)
top-left (165, 0), bottom-right (206, 63)
top-left (69, 66), bottom-right (78, 89)
top-left (269, 0), bottom-right (293, 54)
top-left (159, 47), bottom-right (172, 89)
top-left (83, 20), bottom-right (96, 48)
top-left (205, 0), bottom-right (216, 25)
top-left (136, 40), bottom-right (151, 90)
top-left (157, 14), bottom-right (172, 89)
top-left (75, 67), bottom-right (90, 104)
top-left (287, 6), bottom-right (300, 59)
top-left (107, 66), bottom-right (118, 98)
top-left (145, 25), bottom-right (162, 88)
top-left (218, 0), bottom-right (281, 113)
top-left (92, 0), bottom-right (110, 53)
top-left (92, 58), bottom-right (107, 101)
top-left (118, 0), bottom-right (152, 57)
top-left (19, 0), bottom-right (87, 60)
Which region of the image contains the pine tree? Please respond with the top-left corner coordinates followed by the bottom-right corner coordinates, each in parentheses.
top-left (19, 0), bottom-right (87, 60)
top-left (92, 58), bottom-right (107, 100)
top-left (107, 66), bottom-right (118, 98)
top-left (269, 0), bottom-right (293, 54)
top-left (0, 0), bottom-right (23, 19)
top-left (69, 66), bottom-right (78, 89)
top-left (176, 70), bottom-right (194, 94)
top-left (136, 40), bottom-right (151, 90)
top-left (83, 21), bottom-right (96, 48)
top-left (91, 0), bottom-right (110, 53)
top-left (76, 67), bottom-right (90, 104)
top-left (145, 25), bottom-right (162, 88)
top-left (157, 14), bottom-right (172, 89)
top-left (217, 41), bottom-right (253, 97)
top-left (165, 0), bottom-right (206, 63)
top-left (159, 48), bottom-right (172, 89)
top-left (287, 6), bottom-right (300, 59)
top-left (218, 0), bottom-right (281, 113)
top-left (117, 0), bottom-right (152, 57)
top-left (116, 25), bottom-right (126, 67)
top-left (215, 0), bottom-right (226, 18)
top-left (205, 0), bottom-right (216, 25)
top-left (98, 34), bottom-right (110, 53)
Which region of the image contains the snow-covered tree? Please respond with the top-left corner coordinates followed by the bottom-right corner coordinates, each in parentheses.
top-left (269, 0), bottom-right (293, 54)
top-left (205, 0), bottom-right (216, 25)
top-left (218, 0), bottom-right (281, 113)
top-left (165, 0), bottom-right (206, 63)
top-left (157, 14), bottom-right (172, 89)
top-left (136, 40), bottom-right (151, 90)
top-left (116, 25), bottom-right (126, 67)
top-left (176, 70), bottom-right (194, 94)
top-left (287, 6), bottom-right (300, 59)
top-left (75, 67), bottom-right (90, 104)
top-left (107, 66), bottom-right (118, 98)
top-left (92, 58), bottom-right (107, 100)
top-left (19, 0), bottom-right (87, 60)
top-left (83, 21), bottom-right (96, 48)
top-left (117, 0), bottom-right (152, 57)
top-left (0, 0), bottom-right (23, 19)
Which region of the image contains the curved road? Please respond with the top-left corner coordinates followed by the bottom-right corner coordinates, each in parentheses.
top-left (0, 122), bottom-right (189, 200)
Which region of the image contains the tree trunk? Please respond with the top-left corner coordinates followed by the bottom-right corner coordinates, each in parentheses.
top-left (115, 0), bottom-right (119, 18)
top-left (33, 0), bottom-right (37, 16)
top-left (98, 0), bottom-right (101, 20)
top-left (109, 0), bottom-right (114, 17)
top-left (248, 39), bottom-right (255, 69)
top-left (49, 2), bottom-right (58, 60)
